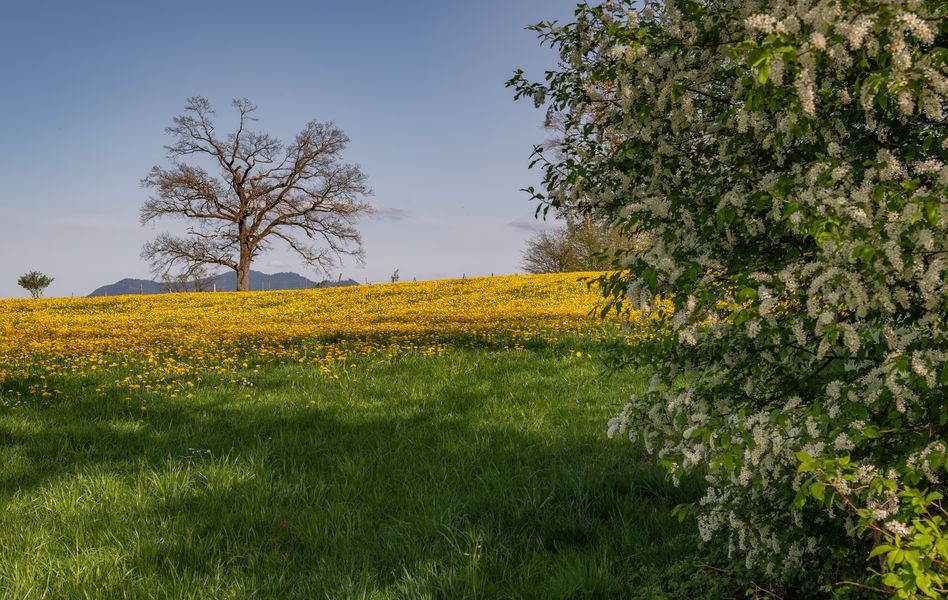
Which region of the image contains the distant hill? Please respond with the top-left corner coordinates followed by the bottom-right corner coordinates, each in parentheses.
top-left (88, 278), bottom-right (165, 297)
top-left (315, 278), bottom-right (361, 288)
top-left (207, 271), bottom-right (317, 292)
top-left (88, 271), bottom-right (359, 297)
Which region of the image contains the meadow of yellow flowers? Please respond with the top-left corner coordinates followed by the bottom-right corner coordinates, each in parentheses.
top-left (0, 273), bottom-right (634, 404)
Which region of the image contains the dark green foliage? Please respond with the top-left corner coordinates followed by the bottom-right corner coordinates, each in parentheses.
top-left (16, 270), bottom-right (54, 299)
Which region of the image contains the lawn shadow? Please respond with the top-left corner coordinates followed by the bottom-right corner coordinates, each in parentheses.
top-left (0, 353), bottom-right (702, 598)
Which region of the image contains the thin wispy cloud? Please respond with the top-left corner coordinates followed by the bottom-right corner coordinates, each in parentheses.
top-left (366, 205), bottom-right (411, 220)
top-left (507, 218), bottom-right (553, 232)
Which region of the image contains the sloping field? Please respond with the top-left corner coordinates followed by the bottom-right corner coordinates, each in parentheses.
top-left (0, 273), bottom-right (695, 599)
top-left (0, 273), bottom-right (636, 404)
top-left (1, 272), bottom-right (611, 355)
top-left (2, 273), bottom-right (611, 374)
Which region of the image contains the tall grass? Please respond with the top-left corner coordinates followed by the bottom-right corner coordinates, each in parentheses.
top-left (0, 348), bottom-right (701, 599)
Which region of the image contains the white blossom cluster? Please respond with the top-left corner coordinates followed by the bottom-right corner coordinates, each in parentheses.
top-left (513, 0), bottom-right (946, 587)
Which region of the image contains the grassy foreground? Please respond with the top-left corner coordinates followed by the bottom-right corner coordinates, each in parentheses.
top-left (0, 274), bottom-right (698, 598)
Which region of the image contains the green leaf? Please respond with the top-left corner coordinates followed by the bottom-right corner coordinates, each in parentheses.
top-left (925, 202), bottom-right (939, 226)
top-left (796, 451), bottom-right (815, 472)
top-left (757, 61), bottom-right (770, 85)
top-left (882, 572), bottom-right (903, 588)
top-left (854, 244), bottom-right (876, 262)
top-left (792, 489), bottom-right (808, 509)
top-left (915, 571), bottom-right (932, 594)
top-left (887, 547), bottom-right (905, 568)
top-left (737, 287), bottom-right (758, 303)
top-left (935, 538), bottom-right (948, 560)
top-left (748, 48), bottom-right (767, 67)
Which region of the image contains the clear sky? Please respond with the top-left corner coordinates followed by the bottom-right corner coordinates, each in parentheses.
top-left (0, 0), bottom-right (578, 298)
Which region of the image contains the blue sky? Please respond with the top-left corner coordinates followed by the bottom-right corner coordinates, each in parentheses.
top-left (0, 0), bottom-right (578, 297)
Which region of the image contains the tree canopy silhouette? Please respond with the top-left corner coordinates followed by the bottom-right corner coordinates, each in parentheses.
top-left (141, 97), bottom-right (371, 291)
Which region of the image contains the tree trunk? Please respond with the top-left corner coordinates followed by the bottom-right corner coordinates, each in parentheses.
top-left (236, 246), bottom-right (252, 291)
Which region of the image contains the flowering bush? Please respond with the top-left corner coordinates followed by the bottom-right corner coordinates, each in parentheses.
top-left (510, 0), bottom-right (946, 595)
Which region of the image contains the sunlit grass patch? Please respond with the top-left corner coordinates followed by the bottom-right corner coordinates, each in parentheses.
top-left (0, 350), bottom-right (699, 599)
top-left (0, 274), bottom-right (695, 598)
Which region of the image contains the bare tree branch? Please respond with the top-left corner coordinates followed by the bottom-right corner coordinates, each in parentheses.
top-left (141, 97), bottom-right (372, 291)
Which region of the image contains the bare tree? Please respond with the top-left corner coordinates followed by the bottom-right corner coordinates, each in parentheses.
top-left (161, 264), bottom-right (217, 293)
top-left (521, 217), bottom-right (632, 274)
top-left (141, 97), bottom-right (371, 291)
top-left (521, 227), bottom-right (578, 274)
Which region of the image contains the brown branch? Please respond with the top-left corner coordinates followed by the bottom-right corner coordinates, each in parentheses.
top-left (836, 580), bottom-right (888, 594)
top-left (142, 97), bottom-right (372, 288)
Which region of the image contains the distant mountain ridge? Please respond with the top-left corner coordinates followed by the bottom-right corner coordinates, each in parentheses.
top-left (87, 271), bottom-right (359, 297)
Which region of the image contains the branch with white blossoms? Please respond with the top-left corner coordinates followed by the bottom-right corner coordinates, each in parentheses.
top-left (511, 0), bottom-right (947, 595)
top-left (797, 451), bottom-right (948, 597)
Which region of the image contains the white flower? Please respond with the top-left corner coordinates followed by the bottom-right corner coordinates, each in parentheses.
top-left (679, 326), bottom-right (699, 346)
top-left (911, 351), bottom-right (929, 378)
top-left (826, 381), bottom-right (841, 399)
top-left (884, 520), bottom-right (911, 537)
top-left (889, 37), bottom-right (912, 70)
top-left (897, 13), bottom-right (935, 44)
top-left (842, 325), bottom-right (861, 354)
top-left (746, 319), bottom-right (762, 339)
top-left (846, 16), bottom-right (875, 50)
top-left (897, 91), bottom-right (914, 117)
top-left (914, 159), bottom-right (943, 175)
top-left (834, 433), bottom-right (855, 452)
top-left (795, 69), bottom-right (816, 116)
top-left (745, 14), bottom-right (778, 34)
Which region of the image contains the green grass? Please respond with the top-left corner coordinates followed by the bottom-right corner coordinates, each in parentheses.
top-left (0, 349), bottom-right (702, 598)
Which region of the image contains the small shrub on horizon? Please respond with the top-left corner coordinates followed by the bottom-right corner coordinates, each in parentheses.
top-left (17, 270), bottom-right (54, 299)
